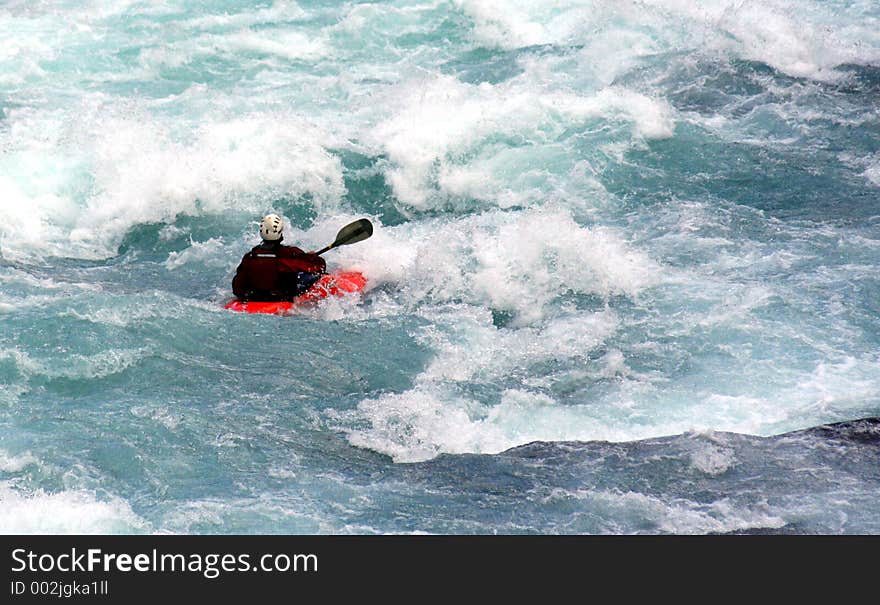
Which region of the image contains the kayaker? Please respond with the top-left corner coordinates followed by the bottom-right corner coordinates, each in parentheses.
top-left (232, 214), bottom-right (326, 301)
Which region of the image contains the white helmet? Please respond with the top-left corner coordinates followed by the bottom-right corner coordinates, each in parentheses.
top-left (259, 213), bottom-right (283, 241)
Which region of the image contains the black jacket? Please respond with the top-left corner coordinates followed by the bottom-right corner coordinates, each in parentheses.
top-left (232, 242), bottom-right (326, 301)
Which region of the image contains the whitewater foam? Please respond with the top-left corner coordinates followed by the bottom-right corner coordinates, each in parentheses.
top-left (566, 489), bottom-right (786, 534)
top-left (0, 450), bottom-right (38, 473)
top-left (0, 484), bottom-right (147, 534)
top-left (866, 157), bottom-right (880, 187)
top-left (181, 1), bottom-right (307, 30)
top-left (334, 209), bottom-right (660, 325)
top-left (165, 237), bottom-right (229, 270)
top-left (370, 74), bottom-right (674, 208)
top-left (1, 104), bottom-right (345, 260)
top-left (1, 345), bottom-right (151, 384)
top-left (688, 439), bottom-right (737, 475)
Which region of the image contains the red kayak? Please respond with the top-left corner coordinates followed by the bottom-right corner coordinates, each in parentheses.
top-left (224, 271), bottom-right (367, 315)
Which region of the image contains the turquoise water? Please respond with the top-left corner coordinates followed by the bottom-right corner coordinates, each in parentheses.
top-left (1, 0), bottom-right (879, 533)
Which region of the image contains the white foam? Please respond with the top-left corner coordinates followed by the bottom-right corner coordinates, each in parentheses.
top-left (714, 1), bottom-right (878, 81)
top-left (1, 102), bottom-right (345, 259)
top-left (0, 451), bottom-right (38, 473)
top-left (346, 340), bottom-right (880, 462)
top-left (181, 1), bottom-right (307, 30)
top-left (0, 176), bottom-right (80, 261)
top-left (139, 29), bottom-right (330, 69)
top-left (0, 348), bottom-right (40, 376)
top-left (794, 357), bottom-right (880, 414)
top-left (0, 12), bottom-right (55, 85)
top-left (1, 346), bottom-right (151, 382)
top-left (0, 268), bottom-right (69, 291)
top-left (331, 205), bottom-right (679, 462)
top-left (71, 112), bottom-right (344, 257)
top-left (333, 209), bottom-right (661, 324)
top-left (866, 156), bottom-right (880, 187)
top-left (56, 349), bottom-right (149, 381)
top-left (344, 385), bottom-right (514, 463)
top-left (454, 0), bottom-right (552, 49)
top-left (688, 439), bottom-right (737, 475)
top-left (344, 308), bottom-right (880, 462)
top-left (158, 224), bottom-right (190, 241)
top-left (370, 75), bottom-right (674, 208)
top-left (453, 0), bottom-right (880, 82)
top-left (0, 484), bottom-right (147, 534)
top-left (636, 0), bottom-right (880, 81)
top-left (0, 349), bottom-right (36, 405)
top-left (347, 383), bottom-right (688, 463)
top-left (219, 30), bottom-right (329, 62)
top-left (62, 302), bottom-right (161, 328)
top-left (165, 237), bottom-right (228, 270)
top-left (130, 405), bottom-right (183, 431)
top-left (419, 309), bottom-right (618, 382)
top-left (559, 488), bottom-right (786, 534)
top-left (157, 497), bottom-right (324, 534)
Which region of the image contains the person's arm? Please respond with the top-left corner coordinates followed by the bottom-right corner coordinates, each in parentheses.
top-left (302, 251), bottom-right (326, 274)
top-left (280, 246), bottom-right (326, 273)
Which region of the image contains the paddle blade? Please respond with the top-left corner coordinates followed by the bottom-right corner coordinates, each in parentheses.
top-left (333, 218), bottom-right (373, 247)
top-left (314, 219), bottom-right (374, 255)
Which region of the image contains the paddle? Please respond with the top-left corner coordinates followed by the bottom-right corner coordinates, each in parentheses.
top-left (313, 218), bottom-right (373, 256)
